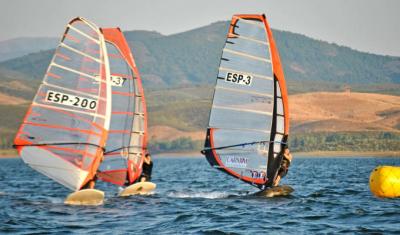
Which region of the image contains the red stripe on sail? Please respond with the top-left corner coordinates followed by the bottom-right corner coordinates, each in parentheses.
top-left (97, 169), bottom-right (127, 186)
top-left (108, 130), bottom-right (130, 134)
top-left (112, 91), bottom-right (134, 97)
top-left (82, 67), bottom-right (98, 74)
top-left (77, 88), bottom-right (98, 93)
top-left (47, 72), bottom-right (61, 79)
top-left (111, 73), bottom-right (133, 80)
top-left (56, 53), bottom-right (71, 61)
top-left (23, 122), bottom-right (102, 136)
top-left (108, 53), bottom-right (124, 59)
top-left (64, 33), bottom-right (80, 43)
top-left (45, 145), bottom-right (97, 158)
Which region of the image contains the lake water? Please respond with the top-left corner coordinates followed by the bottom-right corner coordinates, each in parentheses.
top-left (1, 156), bottom-right (399, 234)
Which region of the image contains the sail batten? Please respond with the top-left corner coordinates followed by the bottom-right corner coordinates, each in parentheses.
top-left (230, 34), bottom-right (269, 45)
top-left (59, 43), bottom-right (103, 63)
top-left (223, 48), bottom-right (271, 63)
top-left (51, 63), bottom-right (101, 81)
top-left (31, 102), bottom-right (106, 118)
top-left (215, 86), bottom-right (273, 98)
top-left (212, 105), bottom-right (273, 116)
top-left (67, 24), bottom-right (101, 44)
top-left (203, 14), bottom-right (289, 189)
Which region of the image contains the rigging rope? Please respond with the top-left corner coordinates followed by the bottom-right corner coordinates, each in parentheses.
top-left (201, 140), bottom-right (287, 154)
top-left (13, 142), bottom-right (105, 152)
top-left (103, 145), bottom-right (143, 154)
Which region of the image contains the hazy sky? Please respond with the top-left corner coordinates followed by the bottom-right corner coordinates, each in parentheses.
top-left (1, 0), bottom-right (399, 56)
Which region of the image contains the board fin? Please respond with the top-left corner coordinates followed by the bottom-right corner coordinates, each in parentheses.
top-left (118, 182), bottom-right (156, 197)
top-left (64, 189), bottom-right (105, 206)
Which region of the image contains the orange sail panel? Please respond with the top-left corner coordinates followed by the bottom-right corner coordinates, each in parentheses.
top-left (13, 17), bottom-right (112, 191)
top-left (202, 14), bottom-right (289, 189)
top-left (97, 28), bottom-right (148, 186)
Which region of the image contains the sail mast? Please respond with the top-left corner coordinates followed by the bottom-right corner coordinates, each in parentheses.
top-left (263, 14), bottom-right (290, 186)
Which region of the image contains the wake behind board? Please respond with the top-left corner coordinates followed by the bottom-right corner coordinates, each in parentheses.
top-left (64, 189), bottom-right (105, 206)
top-left (254, 185), bottom-right (294, 197)
top-left (118, 182), bottom-right (156, 197)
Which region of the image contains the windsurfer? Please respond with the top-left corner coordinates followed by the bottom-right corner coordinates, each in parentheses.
top-left (273, 147), bottom-right (292, 186)
top-left (81, 155), bottom-right (104, 189)
top-left (139, 153), bottom-right (153, 182)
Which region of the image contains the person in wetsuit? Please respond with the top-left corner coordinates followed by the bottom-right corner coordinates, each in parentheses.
top-left (139, 153), bottom-right (153, 182)
top-left (273, 147), bottom-right (293, 186)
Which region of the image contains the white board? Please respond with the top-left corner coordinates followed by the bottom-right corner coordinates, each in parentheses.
top-left (64, 189), bottom-right (104, 206)
top-left (118, 182), bottom-right (156, 197)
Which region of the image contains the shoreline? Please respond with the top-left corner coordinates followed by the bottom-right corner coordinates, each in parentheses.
top-left (293, 151), bottom-right (400, 157)
top-left (155, 150), bottom-right (400, 158)
top-left (153, 151), bottom-right (203, 158)
top-left (0, 149), bottom-right (17, 158)
top-left (1, 149), bottom-right (399, 159)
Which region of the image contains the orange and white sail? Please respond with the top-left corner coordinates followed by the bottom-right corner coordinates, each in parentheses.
top-left (96, 28), bottom-right (148, 186)
top-left (13, 17), bottom-right (112, 191)
top-left (202, 14), bottom-right (289, 189)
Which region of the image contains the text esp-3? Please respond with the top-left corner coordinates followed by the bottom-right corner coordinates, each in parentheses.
top-left (225, 72), bottom-right (252, 86)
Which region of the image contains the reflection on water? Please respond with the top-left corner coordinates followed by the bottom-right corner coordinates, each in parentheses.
top-left (0, 157), bottom-right (399, 234)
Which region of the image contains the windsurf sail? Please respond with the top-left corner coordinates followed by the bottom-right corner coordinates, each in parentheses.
top-left (13, 17), bottom-right (112, 191)
top-left (202, 14), bottom-right (289, 189)
top-left (96, 28), bottom-right (148, 186)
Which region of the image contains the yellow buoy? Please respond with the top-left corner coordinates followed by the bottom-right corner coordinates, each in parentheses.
top-left (369, 166), bottom-right (400, 198)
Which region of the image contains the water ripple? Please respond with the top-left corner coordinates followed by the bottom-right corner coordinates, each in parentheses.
top-left (1, 157), bottom-right (400, 234)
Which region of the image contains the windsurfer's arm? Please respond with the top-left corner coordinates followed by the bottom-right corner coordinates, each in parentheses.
top-left (273, 175), bottom-right (281, 187)
top-left (143, 153), bottom-right (152, 165)
top-left (283, 148), bottom-right (293, 162)
top-left (285, 153), bottom-right (293, 162)
top-left (88, 180), bottom-right (95, 189)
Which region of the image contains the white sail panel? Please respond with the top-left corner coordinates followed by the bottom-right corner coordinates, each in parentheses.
top-left (207, 16), bottom-right (273, 185)
top-left (203, 14), bottom-right (289, 188)
top-left (14, 17), bottom-right (111, 191)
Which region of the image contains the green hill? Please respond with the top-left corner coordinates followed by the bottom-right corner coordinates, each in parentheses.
top-left (1, 21), bottom-right (399, 94)
top-left (273, 30), bottom-right (400, 84)
top-left (0, 68), bottom-right (38, 100)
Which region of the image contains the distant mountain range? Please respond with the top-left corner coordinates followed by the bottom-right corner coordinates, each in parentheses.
top-left (0, 21), bottom-right (399, 96)
top-left (0, 37), bottom-right (58, 62)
